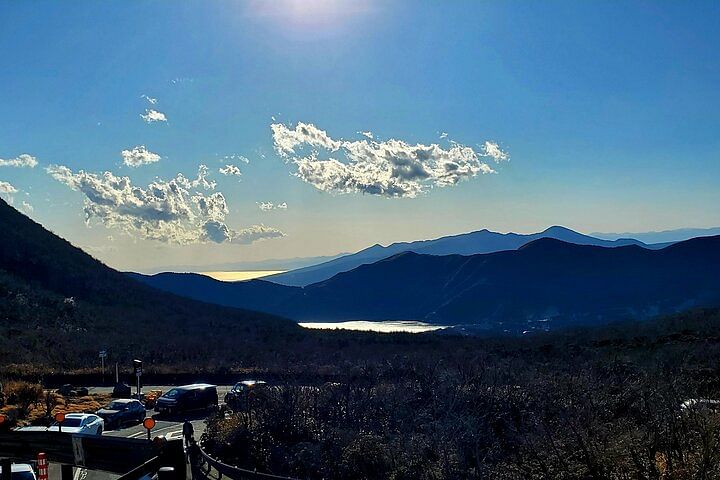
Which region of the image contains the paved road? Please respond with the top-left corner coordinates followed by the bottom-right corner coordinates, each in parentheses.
top-left (46, 385), bottom-right (234, 480)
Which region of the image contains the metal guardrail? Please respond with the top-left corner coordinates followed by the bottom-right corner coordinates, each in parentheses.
top-left (196, 442), bottom-right (299, 480)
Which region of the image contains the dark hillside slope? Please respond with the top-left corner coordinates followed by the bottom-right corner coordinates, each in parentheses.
top-left (0, 199), bottom-right (297, 368)
top-left (135, 236), bottom-right (720, 332)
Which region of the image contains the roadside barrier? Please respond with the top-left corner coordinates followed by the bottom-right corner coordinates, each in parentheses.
top-left (196, 441), bottom-right (299, 480)
top-left (37, 453), bottom-right (48, 480)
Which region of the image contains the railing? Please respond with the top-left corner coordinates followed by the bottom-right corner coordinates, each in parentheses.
top-left (196, 442), bottom-right (299, 480)
top-left (0, 431), bottom-right (185, 480)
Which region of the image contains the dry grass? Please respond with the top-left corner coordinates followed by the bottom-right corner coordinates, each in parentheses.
top-left (1, 380), bottom-right (111, 427)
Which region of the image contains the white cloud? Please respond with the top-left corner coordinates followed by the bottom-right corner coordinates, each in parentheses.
top-left (0, 154), bottom-right (38, 168)
top-left (482, 141), bottom-right (509, 161)
top-left (223, 154), bottom-right (249, 164)
top-left (439, 132), bottom-right (448, 139)
top-left (141, 94), bottom-right (158, 105)
top-left (21, 201), bottom-right (33, 213)
top-left (46, 164), bottom-right (284, 245)
top-left (219, 164), bottom-right (242, 177)
top-left (0, 181), bottom-right (17, 194)
top-left (121, 145), bottom-right (161, 167)
top-left (271, 122), bottom-right (342, 156)
top-left (141, 109), bottom-right (167, 123)
top-left (232, 224), bottom-right (285, 244)
top-left (359, 131), bottom-right (374, 139)
top-left (271, 122), bottom-right (508, 198)
top-left (258, 201), bottom-right (288, 211)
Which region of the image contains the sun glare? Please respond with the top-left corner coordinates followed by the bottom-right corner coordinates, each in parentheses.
top-left (244, 0), bottom-right (371, 27)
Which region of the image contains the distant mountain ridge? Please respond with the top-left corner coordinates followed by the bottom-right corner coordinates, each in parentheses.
top-left (132, 235), bottom-right (720, 333)
top-left (139, 253), bottom-right (349, 275)
top-left (592, 226), bottom-right (720, 244)
top-left (265, 225), bottom-right (661, 286)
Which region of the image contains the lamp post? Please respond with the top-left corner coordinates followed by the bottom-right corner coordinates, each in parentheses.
top-left (99, 350), bottom-right (107, 385)
top-left (133, 359), bottom-right (143, 400)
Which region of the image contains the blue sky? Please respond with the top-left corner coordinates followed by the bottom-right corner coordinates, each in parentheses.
top-left (0, 0), bottom-right (718, 271)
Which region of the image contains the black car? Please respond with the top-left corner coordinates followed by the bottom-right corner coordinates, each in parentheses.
top-left (154, 384), bottom-right (218, 416)
top-left (96, 399), bottom-right (146, 429)
top-left (224, 380), bottom-right (268, 411)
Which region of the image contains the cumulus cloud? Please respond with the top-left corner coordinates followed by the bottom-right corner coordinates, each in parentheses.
top-left (219, 164), bottom-right (242, 177)
top-left (21, 201), bottom-right (34, 213)
top-left (46, 164), bottom-right (284, 245)
top-left (0, 181), bottom-right (17, 194)
top-left (271, 122), bottom-right (508, 198)
top-left (482, 141), bottom-right (509, 161)
top-left (258, 201), bottom-right (288, 211)
top-left (141, 94), bottom-right (158, 105)
top-left (141, 109), bottom-right (167, 123)
top-left (121, 145), bottom-right (161, 167)
top-left (0, 154), bottom-right (38, 168)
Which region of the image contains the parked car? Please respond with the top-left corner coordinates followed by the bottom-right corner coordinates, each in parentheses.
top-left (47, 413), bottom-right (104, 434)
top-left (111, 383), bottom-right (132, 398)
top-left (143, 389), bottom-right (163, 409)
top-left (224, 380), bottom-right (268, 411)
top-left (56, 385), bottom-right (89, 397)
top-left (0, 463), bottom-right (37, 480)
top-left (96, 399), bottom-right (145, 429)
top-left (154, 384), bottom-right (218, 416)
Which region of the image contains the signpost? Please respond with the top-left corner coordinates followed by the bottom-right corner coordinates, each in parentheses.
top-left (99, 350), bottom-right (107, 385)
top-left (133, 359), bottom-right (143, 400)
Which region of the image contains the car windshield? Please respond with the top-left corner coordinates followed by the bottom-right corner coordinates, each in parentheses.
top-left (56, 418), bottom-right (83, 427)
top-left (105, 401), bottom-right (129, 410)
top-left (163, 388), bottom-right (183, 398)
top-left (11, 472), bottom-right (36, 480)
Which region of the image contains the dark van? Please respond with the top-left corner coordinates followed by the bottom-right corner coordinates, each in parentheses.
top-left (154, 384), bottom-right (218, 416)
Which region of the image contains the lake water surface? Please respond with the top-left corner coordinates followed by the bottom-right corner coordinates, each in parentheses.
top-left (200, 270), bottom-right (285, 281)
top-left (299, 320), bottom-right (449, 333)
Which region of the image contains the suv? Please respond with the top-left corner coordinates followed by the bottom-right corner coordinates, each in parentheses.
top-left (0, 464), bottom-right (37, 480)
top-left (154, 384), bottom-right (218, 416)
top-left (224, 380), bottom-right (268, 411)
top-left (96, 399), bottom-right (146, 429)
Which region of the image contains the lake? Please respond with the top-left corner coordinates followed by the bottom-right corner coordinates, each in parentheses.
top-left (299, 320), bottom-right (450, 333)
top-left (200, 270), bottom-right (285, 282)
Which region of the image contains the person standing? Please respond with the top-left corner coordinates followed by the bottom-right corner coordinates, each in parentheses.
top-left (182, 419), bottom-right (194, 444)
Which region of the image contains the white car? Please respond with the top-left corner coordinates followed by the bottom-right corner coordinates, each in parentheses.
top-left (0, 463), bottom-right (37, 480)
top-left (47, 413), bottom-right (104, 435)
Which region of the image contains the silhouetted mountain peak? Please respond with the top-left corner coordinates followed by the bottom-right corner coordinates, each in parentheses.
top-left (518, 237), bottom-right (576, 251)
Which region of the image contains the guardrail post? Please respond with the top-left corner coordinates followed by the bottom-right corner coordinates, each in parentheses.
top-left (1, 458), bottom-right (12, 480)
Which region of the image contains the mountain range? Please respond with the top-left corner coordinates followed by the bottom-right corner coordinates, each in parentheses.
top-left (265, 226), bottom-right (666, 286)
top-left (133, 235), bottom-right (720, 332)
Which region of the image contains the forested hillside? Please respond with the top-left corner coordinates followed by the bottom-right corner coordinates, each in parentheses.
top-left (0, 199), bottom-right (297, 370)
